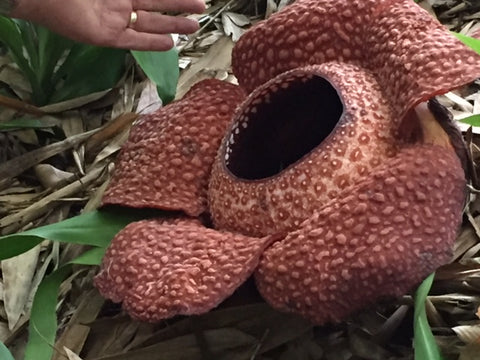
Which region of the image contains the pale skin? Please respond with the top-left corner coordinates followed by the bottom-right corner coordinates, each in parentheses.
top-left (10, 0), bottom-right (205, 51)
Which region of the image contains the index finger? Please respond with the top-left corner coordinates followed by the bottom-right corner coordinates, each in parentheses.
top-left (132, 0), bottom-right (205, 13)
top-left (113, 30), bottom-right (175, 51)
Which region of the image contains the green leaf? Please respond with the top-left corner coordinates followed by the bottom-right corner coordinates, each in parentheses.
top-left (6, 208), bottom-right (161, 359)
top-left (0, 116), bottom-right (59, 131)
top-left (0, 17), bottom-right (25, 60)
top-left (24, 265), bottom-right (71, 360)
top-left (49, 45), bottom-right (126, 104)
top-left (0, 18), bottom-right (127, 106)
top-left (453, 32), bottom-right (480, 55)
top-left (0, 208), bottom-right (153, 261)
top-left (24, 246), bottom-right (110, 360)
top-left (459, 114), bottom-right (480, 127)
top-left (414, 273), bottom-right (443, 360)
top-left (13, 19), bottom-right (39, 71)
top-left (73, 246), bottom-right (106, 265)
top-left (34, 26), bottom-right (73, 104)
top-left (131, 49), bottom-right (179, 104)
top-left (0, 16), bottom-right (38, 93)
top-left (0, 341), bottom-right (15, 360)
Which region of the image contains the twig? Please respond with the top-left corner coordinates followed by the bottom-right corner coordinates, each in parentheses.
top-left (0, 165), bottom-right (106, 233)
top-left (0, 128), bottom-right (99, 189)
top-left (85, 112), bottom-right (137, 155)
top-left (249, 329), bottom-right (269, 360)
top-left (465, 206), bottom-right (480, 242)
top-left (178, 0), bottom-right (237, 53)
top-left (0, 94), bottom-right (45, 115)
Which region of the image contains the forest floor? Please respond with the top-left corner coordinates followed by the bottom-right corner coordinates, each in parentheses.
top-left (1, 0), bottom-right (480, 359)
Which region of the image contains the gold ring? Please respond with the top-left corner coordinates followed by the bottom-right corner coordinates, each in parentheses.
top-left (129, 11), bottom-right (138, 27)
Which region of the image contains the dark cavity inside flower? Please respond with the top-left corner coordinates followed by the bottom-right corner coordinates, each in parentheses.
top-left (225, 74), bottom-right (343, 180)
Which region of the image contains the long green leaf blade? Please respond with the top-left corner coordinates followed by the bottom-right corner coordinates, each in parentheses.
top-left (33, 26), bottom-right (73, 104)
top-left (0, 341), bottom-right (15, 360)
top-left (0, 208), bottom-right (152, 260)
top-left (12, 19), bottom-right (39, 71)
top-left (0, 16), bottom-right (38, 92)
top-left (459, 114), bottom-right (480, 127)
top-left (454, 32), bottom-right (480, 55)
top-left (131, 49), bottom-right (179, 104)
top-left (24, 266), bottom-right (71, 360)
top-left (0, 116), bottom-right (59, 131)
top-left (414, 273), bottom-right (443, 360)
top-left (24, 247), bottom-right (109, 360)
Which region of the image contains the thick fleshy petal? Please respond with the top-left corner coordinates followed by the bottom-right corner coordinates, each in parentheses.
top-left (94, 217), bottom-right (274, 322)
top-left (209, 63), bottom-right (398, 237)
top-left (102, 79), bottom-right (245, 216)
top-left (255, 144), bottom-right (465, 324)
top-left (233, 0), bottom-right (480, 118)
top-left (233, 0), bottom-right (375, 91)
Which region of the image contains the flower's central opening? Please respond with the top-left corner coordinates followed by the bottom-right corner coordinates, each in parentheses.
top-left (225, 74), bottom-right (343, 180)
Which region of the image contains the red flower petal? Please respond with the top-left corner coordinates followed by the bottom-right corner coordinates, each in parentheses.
top-left (102, 79), bottom-right (245, 216)
top-left (94, 217), bottom-right (274, 322)
top-left (255, 145), bottom-right (465, 324)
top-left (233, 0), bottom-right (480, 120)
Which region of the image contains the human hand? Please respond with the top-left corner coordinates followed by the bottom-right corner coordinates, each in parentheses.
top-left (11, 0), bottom-right (205, 51)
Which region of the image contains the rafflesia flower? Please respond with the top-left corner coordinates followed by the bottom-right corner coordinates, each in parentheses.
top-left (95, 0), bottom-right (480, 324)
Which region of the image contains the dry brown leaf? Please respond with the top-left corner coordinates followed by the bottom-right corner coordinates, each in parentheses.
top-left (1, 245), bottom-right (40, 330)
top-left (0, 128), bottom-right (98, 190)
top-left (453, 324), bottom-right (480, 344)
top-left (61, 113), bottom-right (85, 139)
top-left (176, 36), bottom-right (235, 99)
top-left (52, 290), bottom-right (104, 360)
top-left (453, 222), bottom-right (480, 261)
top-left (196, 30), bottom-right (224, 49)
top-left (82, 176), bottom-right (110, 212)
top-left (0, 302), bottom-right (6, 320)
top-left (277, 0), bottom-right (293, 12)
top-left (9, 129), bottom-right (39, 146)
top-left (89, 128), bottom-right (130, 167)
top-left (136, 80), bottom-right (162, 114)
top-left (85, 112), bottom-right (137, 158)
top-left (348, 327), bottom-right (394, 360)
top-left (418, 0), bottom-right (437, 17)
top-left (0, 186), bottom-right (37, 196)
top-left (0, 193), bottom-right (40, 217)
top-left (426, 298), bottom-right (448, 327)
top-left (0, 322), bottom-right (10, 343)
top-left (61, 112), bottom-right (87, 174)
top-left (89, 328), bottom-right (257, 360)
top-left (265, 0), bottom-right (277, 18)
top-left (39, 89), bottom-right (112, 113)
top-left (34, 164), bottom-right (75, 189)
top-left (471, 93), bottom-right (480, 114)
top-left (111, 70), bottom-right (138, 119)
top-left (0, 164), bottom-right (105, 232)
top-left (64, 347), bottom-right (84, 360)
top-left (459, 343), bottom-right (480, 360)
top-left (25, 246), bottom-right (56, 315)
top-left (0, 64), bottom-right (32, 101)
top-left (446, 92), bottom-right (475, 112)
top-left (84, 319), bottom-right (145, 358)
top-left (460, 242), bottom-right (480, 262)
top-left (372, 305), bottom-right (410, 345)
top-left (221, 12), bottom-right (249, 41)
